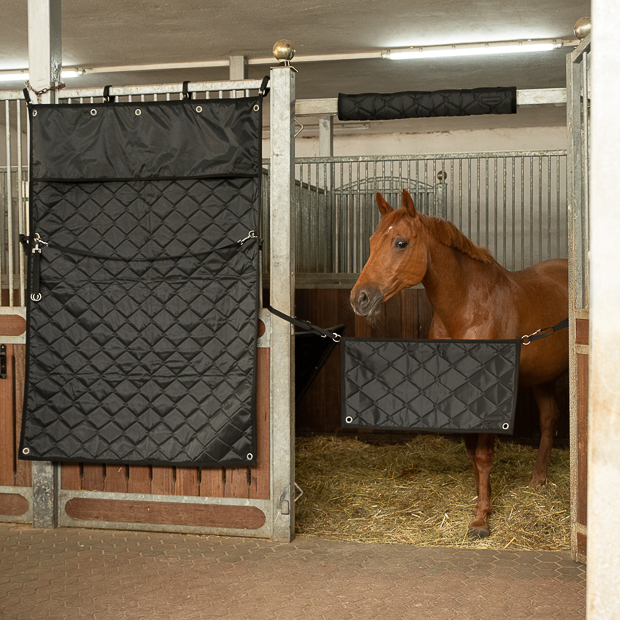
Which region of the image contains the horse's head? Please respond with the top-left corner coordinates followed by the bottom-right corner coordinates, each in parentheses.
top-left (351, 190), bottom-right (428, 318)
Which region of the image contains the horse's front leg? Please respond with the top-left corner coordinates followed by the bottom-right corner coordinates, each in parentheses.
top-left (529, 380), bottom-right (561, 487)
top-left (464, 433), bottom-right (496, 538)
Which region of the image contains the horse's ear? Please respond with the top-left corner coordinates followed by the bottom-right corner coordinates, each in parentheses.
top-left (376, 192), bottom-right (394, 218)
top-left (402, 190), bottom-right (418, 219)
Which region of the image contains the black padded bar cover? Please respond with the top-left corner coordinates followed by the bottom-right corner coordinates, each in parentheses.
top-left (338, 87), bottom-right (517, 121)
top-left (341, 338), bottom-right (520, 434)
top-left (20, 95), bottom-right (264, 467)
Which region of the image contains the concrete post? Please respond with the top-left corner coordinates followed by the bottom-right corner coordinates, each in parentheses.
top-left (588, 1), bottom-right (620, 616)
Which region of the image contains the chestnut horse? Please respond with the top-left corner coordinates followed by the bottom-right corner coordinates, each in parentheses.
top-left (350, 190), bottom-right (568, 538)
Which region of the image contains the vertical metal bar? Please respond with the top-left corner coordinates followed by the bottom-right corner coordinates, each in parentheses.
top-left (557, 155), bottom-right (562, 258)
top-left (17, 99), bottom-right (26, 307)
top-left (269, 66), bottom-right (295, 542)
top-left (510, 158), bottom-right (514, 270)
top-left (547, 156), bottom-right (552, 260)
top-left (520, 157), bottom-right (525, 269)
top-left (582, 52), bottom-right (590, 307)
top-left (530, 157), bottom-right (534, 267)
top-left (539, 156), bottom-right (543, 262)
top-left (6, 101), bottom-right (14, 306)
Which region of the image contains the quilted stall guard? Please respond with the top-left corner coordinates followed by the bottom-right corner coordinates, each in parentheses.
top-left (20, 94), bottom-right (264, 467)
top-left (338, 87), bottom-right (517, 122)
top-left (342, 338), bottom-right (520, 434)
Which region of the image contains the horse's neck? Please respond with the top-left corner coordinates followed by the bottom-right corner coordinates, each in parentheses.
top-left (421, 236), bottom-right (500, 328)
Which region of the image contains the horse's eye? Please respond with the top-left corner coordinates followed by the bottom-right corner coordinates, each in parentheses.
top-left (395, 239), bottom-right (408, 249)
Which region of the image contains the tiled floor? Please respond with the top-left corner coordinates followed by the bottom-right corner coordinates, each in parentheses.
top-left (0, 523), bottom-right (585, 619)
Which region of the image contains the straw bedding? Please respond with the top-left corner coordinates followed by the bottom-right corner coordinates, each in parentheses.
top-left (295, 435), bottom-right (570, 550)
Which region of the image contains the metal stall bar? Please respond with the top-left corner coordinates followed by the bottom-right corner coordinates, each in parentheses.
top-left (566, 34), bottom-right (591, 565)
top-left (278, 151), bottom-right (566, 289)
top-left (0, 90), bottom-right (32, 525)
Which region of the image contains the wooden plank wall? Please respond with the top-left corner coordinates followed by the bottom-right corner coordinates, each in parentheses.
top-left (0, 343), bottom-right (31, 488)
top-left (294, 288), bottom-right (570, 445)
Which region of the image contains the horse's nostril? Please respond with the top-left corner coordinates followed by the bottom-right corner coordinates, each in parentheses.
top-left (358, 291), bottom-right (369, 307)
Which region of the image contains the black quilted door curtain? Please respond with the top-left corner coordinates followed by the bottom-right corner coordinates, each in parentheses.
top-left (20, 92), bottom-right (264, 467)
top-left (341, 338), bottom-right (521, 434)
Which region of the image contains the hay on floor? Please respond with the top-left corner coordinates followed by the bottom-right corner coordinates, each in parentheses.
top-left (295, 434), bottom-right (570, 550)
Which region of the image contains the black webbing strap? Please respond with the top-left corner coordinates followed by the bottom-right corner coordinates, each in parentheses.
top-left (269, 305), bottom-right (568, 347)
top-left (182, 81), bottom-right (192, 100)
top-left (21, 232), bottom-right (257, 303)
top-left (268, 305), bottom-right (342, 343)
top-left (521, 318), bottom-right (569, 345)
top-left (259, 76), bottom-right (270, 98)
top-left (103, 85), bottom-right (115, 103)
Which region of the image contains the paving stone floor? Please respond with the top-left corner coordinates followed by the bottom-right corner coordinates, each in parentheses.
top-left (0, 523), bottom-right (585, 619)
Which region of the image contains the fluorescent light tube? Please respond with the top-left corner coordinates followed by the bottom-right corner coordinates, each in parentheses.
top-left (384, 41), bottom-right (561, 60)
top-left (0, 69), bottom-right (84, 82)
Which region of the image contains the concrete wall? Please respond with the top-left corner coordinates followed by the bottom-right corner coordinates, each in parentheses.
top-left (263, 124), bottom-right (568, 158)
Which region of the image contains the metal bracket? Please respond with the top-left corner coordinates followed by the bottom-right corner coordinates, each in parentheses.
top-left (0, 345), bottom-right (6, 379)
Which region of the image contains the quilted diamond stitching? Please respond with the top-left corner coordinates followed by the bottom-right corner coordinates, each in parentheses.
top-left (23, 172), bottom-right (260, 466)
top-left (343, 339), bottom-right (519, 433)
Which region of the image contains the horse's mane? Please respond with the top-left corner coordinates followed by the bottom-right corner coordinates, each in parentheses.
top-left (420, 213), bottom-right (495, 264)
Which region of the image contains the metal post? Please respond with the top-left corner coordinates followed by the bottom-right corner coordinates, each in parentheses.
top-left (435, 171), bottom-right (448, 219)
top-left (588, 2), bottom-right (620, 616)
top-left (269, 66), bottom-right (295, 542)
top-left (229, 56), bottom-right (247, 81)
top-left (318, 116), bottom-right (333, 158)
top-left (28, 0), bottom-right (61, 529)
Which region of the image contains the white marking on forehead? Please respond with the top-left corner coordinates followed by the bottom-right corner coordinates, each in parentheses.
top-left (388, 226), bottom-right (393, 231)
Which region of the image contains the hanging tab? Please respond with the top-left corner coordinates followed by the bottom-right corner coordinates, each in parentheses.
top-left (259, 76), bottom-right (270, 98)
top-left (103, 85), bottom-right (115, 103)
top-left (182, 80), bottom-right (192, 100)
top-left (22, 88), bottom-right (31, 104)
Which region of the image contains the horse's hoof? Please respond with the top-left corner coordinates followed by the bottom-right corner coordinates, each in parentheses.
top-left (528, 476), bottom-right (546, 488)
top-left (467, 526), bottom-right (490, 539)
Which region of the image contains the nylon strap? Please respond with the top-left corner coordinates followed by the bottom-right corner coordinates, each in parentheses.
top-left (21, 233), bottom-right (257, 302)
top-left (268, 305), bottom-right (341, 342)
top-left (521, 318), bottom-right (569, 345)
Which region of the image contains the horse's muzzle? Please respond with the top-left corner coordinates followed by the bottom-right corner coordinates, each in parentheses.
top-left (350, 287), bottom-right (383, 317)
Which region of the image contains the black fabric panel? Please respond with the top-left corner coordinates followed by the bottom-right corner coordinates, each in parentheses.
top-left (20, 96), bottom-right (263, 467)
top-left (341, 338), bottom-right (520, 434)
top-left (31, 98), bottom-right (261, 181)
top-left (337, 87), bottom-right (517, 121)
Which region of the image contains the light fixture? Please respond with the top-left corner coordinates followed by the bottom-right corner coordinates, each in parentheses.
top-left (383, 39), bottom-right (563, 60)
top-left (0, 68), bottom-right (84, 82)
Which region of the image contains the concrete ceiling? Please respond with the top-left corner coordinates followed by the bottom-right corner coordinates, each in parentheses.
top-left (0, 0), bottom-right (590, 134)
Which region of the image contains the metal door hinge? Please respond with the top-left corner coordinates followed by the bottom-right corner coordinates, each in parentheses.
top-left (0, 345), bottom-right (6, 379)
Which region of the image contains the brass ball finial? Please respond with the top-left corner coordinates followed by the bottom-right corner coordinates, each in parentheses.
top-left (574, 17), bottom-right (591, 40)
top-left (273, 40), bottom-right (295, 64)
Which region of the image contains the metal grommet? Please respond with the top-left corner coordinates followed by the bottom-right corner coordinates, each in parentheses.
top-left (246, 453), bottom-right (254, 461)
top-left (135, 109), bottom-right (142, 116)
top-left (195, 105), bottom-right (203, 113)
top-left (90, 109), bottom-right (97, 116)
top-left (22, 447), bottom-right (30, 455)
top-left (502, 423), bottom-right (510, 430)
top-left (32, 110), bottom-right (37, 117)
top-left (345, 416), bottom-right (353, 424)
top-left (30, 293), bottom-right (41, 302)
top-left (253, 104), bottom-right (260, 112)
